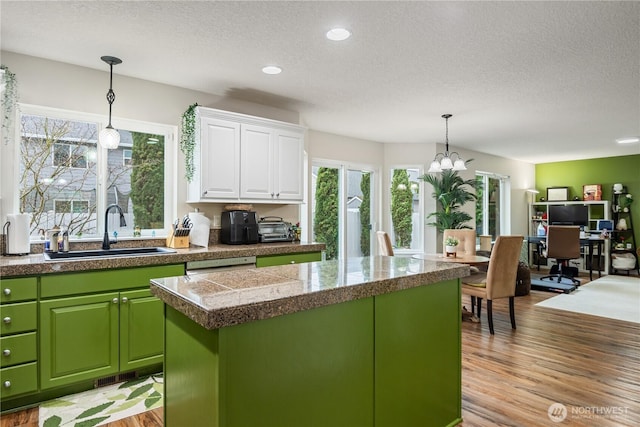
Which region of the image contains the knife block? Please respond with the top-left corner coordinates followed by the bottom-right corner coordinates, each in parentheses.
top-left (166, 229), bottom-right (190, 248)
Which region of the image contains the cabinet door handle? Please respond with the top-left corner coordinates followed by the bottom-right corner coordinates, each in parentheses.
top-left (276, 193), bottom-right (280, 197)
top-left (290, 260), bottom-right (296, 264)
top-left (112, 298), bottom-right (119, 304)
top-left (3, 317), bottom-right (11, 324)
top-left (3, 381), bottom-right (11, 388)
top-left (2, 349), bottom-right (10, 356)
top-left (3, 288), bottom-right (10, 296)
top-left (121, 297), bottom-right (128, 303)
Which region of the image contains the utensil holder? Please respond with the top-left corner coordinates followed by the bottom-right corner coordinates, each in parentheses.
top-left (166, 229), bottom-right (190, 248)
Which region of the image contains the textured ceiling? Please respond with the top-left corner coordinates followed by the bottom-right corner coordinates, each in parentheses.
top-left (1, 1), bottom-right (639, 163)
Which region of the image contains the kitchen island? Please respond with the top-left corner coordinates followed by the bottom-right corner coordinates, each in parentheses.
top-left (151, 256), bottom-right (469, 427)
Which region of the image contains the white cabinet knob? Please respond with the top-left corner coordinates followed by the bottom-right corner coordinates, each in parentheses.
top-left (112, 298), bottom-right (119, 304)
top-left (3, 317), bottom-right (11, 324)
top-left (3, 349), bottom-right (10, 356)
top-left (3, 288), bottom-right (10, 296)
top-left (290, 260), bottom-right (296, 264)
top-left (3, 381), bottom-right (11, 388)
top-left (121, 297), bottom-right (128, 303)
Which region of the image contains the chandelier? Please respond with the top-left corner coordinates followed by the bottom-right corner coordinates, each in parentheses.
top-left (98, 56), bottom-right (122, 149)
top-left (428, 114), bottom-right (466, 173)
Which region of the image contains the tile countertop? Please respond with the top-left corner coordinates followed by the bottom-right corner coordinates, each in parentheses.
top-left (150, 256), bottom-right (469, 330)
top-left (0, 242), bottom-right (326, 278)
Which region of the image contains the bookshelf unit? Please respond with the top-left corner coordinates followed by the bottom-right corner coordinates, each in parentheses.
top-left (528, 200), bottom-right (610, 274)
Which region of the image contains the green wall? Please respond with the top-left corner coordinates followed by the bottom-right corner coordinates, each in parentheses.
top-left (535, 154), bottom-right (640, 247)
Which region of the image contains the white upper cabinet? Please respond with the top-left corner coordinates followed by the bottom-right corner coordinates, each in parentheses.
top-left (187, 107), bottom-right (305, 204)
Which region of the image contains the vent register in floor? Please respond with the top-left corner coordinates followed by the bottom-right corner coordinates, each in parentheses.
top-left (39, 374), bottom-right (162, 427)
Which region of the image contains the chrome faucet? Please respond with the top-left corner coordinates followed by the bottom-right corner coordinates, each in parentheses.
top-left (102, 204), bottom-right (127, 250)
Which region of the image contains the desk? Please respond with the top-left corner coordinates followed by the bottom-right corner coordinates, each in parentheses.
top-left (527, 236), bottom-right (605, 280)
top-left (412, 253), bottom-right (490, 266)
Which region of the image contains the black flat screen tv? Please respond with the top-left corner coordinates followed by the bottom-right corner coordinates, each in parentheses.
top-left (548, 205), bottom-right (589, 226)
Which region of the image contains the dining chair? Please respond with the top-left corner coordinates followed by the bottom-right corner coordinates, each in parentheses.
top-left (540, 225), bottom-right (581, 284)
top-left (461, 235), bottom-right (523, 335)
top-left (442, 229), bottom-right (476, 256)
top-left (376, 231), bottom-right (394, 256)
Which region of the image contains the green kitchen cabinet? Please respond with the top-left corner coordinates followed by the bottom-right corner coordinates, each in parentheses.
top-left (40, 292), bottom-right (120, 389)
top-left (0, 277), bottom-right (38, 401)
top-left (119, 288), bottom-right (164, 371)
top-left (39, 264), bottom-right (183, 390)
top-left (256, 251), bottom-right (322, 267)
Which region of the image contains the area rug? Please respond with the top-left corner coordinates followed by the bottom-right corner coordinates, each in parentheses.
top-left (39, 374), bottom-right (163, 427)
top-left (535, 275), bottom-right (640, 323)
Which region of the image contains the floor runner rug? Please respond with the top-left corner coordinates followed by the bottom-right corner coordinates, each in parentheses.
top-left (535, 275), bottom-right (640, 323)
top-left (39, 374), bottom-right (162, 427)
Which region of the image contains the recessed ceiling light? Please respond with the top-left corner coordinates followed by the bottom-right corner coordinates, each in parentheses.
top-left (616, 136), bottom-right (640, 144)
top-left (262, 65), bottom-right (282, 75)
top-left (326, 28), bottom-right (351, 41)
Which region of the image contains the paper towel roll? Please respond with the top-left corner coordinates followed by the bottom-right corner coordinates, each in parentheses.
top-left (6, 213), bottom-right (31, 255)
top-left (188, 212), bottom-right (211, 248)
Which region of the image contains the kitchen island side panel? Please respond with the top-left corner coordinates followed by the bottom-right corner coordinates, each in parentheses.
top-left (164, 298), bottom-right (374, 427)
top-left (375, 279), bottom-right (462, 427)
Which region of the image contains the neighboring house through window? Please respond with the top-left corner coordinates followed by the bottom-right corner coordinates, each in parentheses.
top-left (16, 105), bottom-right (176, 239)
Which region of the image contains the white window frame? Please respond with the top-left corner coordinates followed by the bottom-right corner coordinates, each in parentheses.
top-left (387, 165), bottom-right (425, 255)
top-left (476, 170), bottom-right (511, 238)
top-left (10, 103), bottom-right (177, 240)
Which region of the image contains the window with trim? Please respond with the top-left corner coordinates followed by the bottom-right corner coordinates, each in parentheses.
top-left (123, 149), bottom-right (132, 166)
top-left (17, 106), bottom-right (175, 239)
top-left (475, 171), bottom-right (511, 239)
top-left (389, 167), bottom-right (423, 253)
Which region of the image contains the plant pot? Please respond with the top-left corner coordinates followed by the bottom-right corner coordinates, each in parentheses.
top-left (445, 245), bottom-right (458, 257)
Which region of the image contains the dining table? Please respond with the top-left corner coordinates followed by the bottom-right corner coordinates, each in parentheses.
top-left (412, 253), bottom-right (490, 266)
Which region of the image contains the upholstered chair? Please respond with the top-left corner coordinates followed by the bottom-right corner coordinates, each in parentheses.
top-left (461, 235), bottom-right (524, 335)
top-left (442, 229), bottom-right (477, 256)
top-left (540, 226), bottom-right (581, 284)
top-left (376, 231), bottom-right (394, 256)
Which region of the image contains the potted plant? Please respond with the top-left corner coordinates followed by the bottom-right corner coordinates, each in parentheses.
top-left (444, 236), bottom-right (459, 257)
top-left (419, 165), bottom-right (480, 232)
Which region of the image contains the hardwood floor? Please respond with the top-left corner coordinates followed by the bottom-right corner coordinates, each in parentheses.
top-left (2, 273), bottom-right (638, 427)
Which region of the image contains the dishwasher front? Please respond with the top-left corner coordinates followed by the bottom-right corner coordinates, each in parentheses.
top-left (185, 256), bottom-right (257, 275)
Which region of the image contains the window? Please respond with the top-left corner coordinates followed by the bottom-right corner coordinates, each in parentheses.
top-left (476, 171), bottom-right (511, 239)
top-left (311, 161), bottom-right (376, 260)
top-left (123, 149), bottom-right (132, 166)
top-left (17, 105), bottom-right (176, 239)
top-left (389, 167), bottom-right (423, 253)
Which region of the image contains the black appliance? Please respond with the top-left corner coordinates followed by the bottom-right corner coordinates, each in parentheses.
top-left (221, 211), bottom-right (259, 245)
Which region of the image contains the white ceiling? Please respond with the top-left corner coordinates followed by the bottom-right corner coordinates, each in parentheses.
top-left (1, 1), bottom-right (639, 164)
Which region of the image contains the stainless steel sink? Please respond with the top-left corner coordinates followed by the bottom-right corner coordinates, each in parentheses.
top-left (44, 247), bottom-right (177, 261)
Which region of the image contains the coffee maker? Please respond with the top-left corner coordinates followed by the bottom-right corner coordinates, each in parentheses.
top-left (220, 211), bottom-right (259, 244)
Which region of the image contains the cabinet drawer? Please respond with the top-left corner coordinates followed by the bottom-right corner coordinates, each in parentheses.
top-left (1, 362), bottom-right (38, 399)
top-left (41, 264), bottom-right (185, 298)
top-left (256, 252), bottom-right (322, 267)
top-left (1, 301), bottom-right (37, 336)
top-left (1, 332), bottom-right (37, 368)
top-left (1, 277), bottom-right (37, 304)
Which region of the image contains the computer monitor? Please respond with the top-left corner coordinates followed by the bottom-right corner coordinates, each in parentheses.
top-left (548, 204), bottom-right (589, 227)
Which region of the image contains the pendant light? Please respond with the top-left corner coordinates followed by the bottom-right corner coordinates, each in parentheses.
top-left (427, 114), bottom-right (467, 173)
top-left (98, 56), bottom-right (122, 149)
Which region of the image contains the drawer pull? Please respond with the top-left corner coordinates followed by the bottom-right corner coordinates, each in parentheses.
top-left (2, 349), bottom-right (10, 356)
top-left (290, 260), bottom-right (296, 264)
top-left (3, 381), bottom-right (10, 388)
top-left (112, 298), bottom-right (119, 304)
top-left (121, 297), bottom-right (128, 303)
top-left (3, 317), bottom-right (11, 324)
top-left (3, 288), bottom-right (10, 296)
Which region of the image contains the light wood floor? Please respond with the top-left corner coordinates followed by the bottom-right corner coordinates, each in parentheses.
top-left (2, 273), bottom-right (639, 427)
